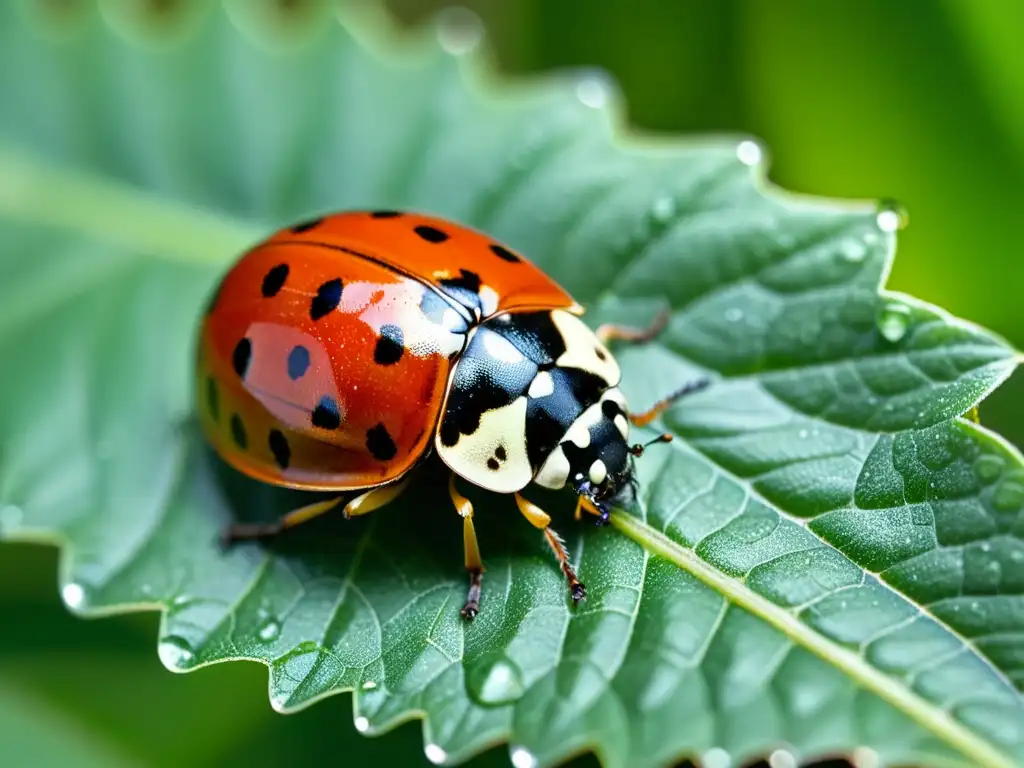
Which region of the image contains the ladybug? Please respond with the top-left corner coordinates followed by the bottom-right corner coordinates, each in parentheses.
top-left (197, 211), bottom-right (707, 619)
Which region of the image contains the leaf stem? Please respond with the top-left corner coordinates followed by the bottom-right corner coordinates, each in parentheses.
top-left (0, 145), bottom-right (260, 265)
top-left (610, 510), bottom-right (1017, 768)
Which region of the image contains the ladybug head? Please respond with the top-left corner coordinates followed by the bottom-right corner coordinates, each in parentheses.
top-left (556, 394), bottom-right (673, 522)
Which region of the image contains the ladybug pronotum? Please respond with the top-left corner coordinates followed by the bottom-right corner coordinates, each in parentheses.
top-left (197, 211), bottom-right (707, 619)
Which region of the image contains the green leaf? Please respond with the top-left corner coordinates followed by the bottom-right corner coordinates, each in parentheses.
top-left (1, 3), bottom-right (1022, 767)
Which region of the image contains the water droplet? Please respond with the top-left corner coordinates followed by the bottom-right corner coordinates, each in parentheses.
top-left (839, 239), bottom-right (867, 262)
top-left (980, 542), bottom-right (992, 553)
top-left (974, 455), bottom-right (1005, 484)
top-left (467, 655), bottom-right (525, 706)
top-left (508, 747), bottom-right (537, 768)
top-left (736, 140), bottom-right (762, 166)
top-left (158, 635), bottom-right (196, 670)
top-left (1011, 551), bottom-right (1024, 563)
top-left (0, 504), bottom-right (23, 528)
top-left (876, 301), bottom-right (912, 343)
top-left (853, 746), bottom-right (880, 768)
top-left (863, 231), bottom-right (879, 245)
top-left (650, 196), bottom-right (676, 223)
top-left (798, 429), bottom-right (809, 439)
top-left (361, 680), bottom-right (377, 691)
top-left (703, 747), bottom-right (731, 768)
top-left (424, 744), bottom-right (448, 765)
top-left (258, 618), bottom-right (281, 642)
top-left (992, 480), bottom-right (1024, 512)
top-left (875, 199), bottom-right (907, 232)
top-left (435, 7), bottom-right (482, 55)
top-left (354, 716), bottom-right (370, 733)
top-left (575, 73), bottom-right (610, 108)
top-left (62, 583), bottom-right (85, 610)
top-left (724, 307), bottom-right (743, 323)
top-left (769, 750), bottom-right (797, 768)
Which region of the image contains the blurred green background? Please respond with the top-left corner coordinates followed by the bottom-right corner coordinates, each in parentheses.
top-left (3, 1), bottom-right (1022, 766)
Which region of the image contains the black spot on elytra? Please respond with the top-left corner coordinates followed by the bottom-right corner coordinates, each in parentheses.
top-left (486, 457), bottom-right (500, 471)
top-left (291, 218), bottom-right (322, 233)
top-left (230, 414), bottom-right (247, 449)
top-left (495, 445), bottom-right (507, 461)
top-left (441, 269), bottom-right (481, 295)
top-left (366, 423), bottom-right (397, 461)
top-left (374, 324), bottom-right (404, 365)
top-left (595, 346), bottom-right (608, 361)
top-left (206, 377), bottom-right (219, 422)
top-left (489, 244), bottom-right (521, 263)
top-left (268, 429), bottom-right (291, 469)
top-left (310, 278), bottom-right (343, 321)
top-left (414, 225), bottom-right (449, 244)
top-left (232, 338), bottom-right (252, 378)
top-left (311, 396), bottom-right (341, 430)
top-left (287, 345), bottom-right (310, 380)
top-left (261, 264), bottom-right (289, 297)
top-left (370, 210), bottom-right (402, 218)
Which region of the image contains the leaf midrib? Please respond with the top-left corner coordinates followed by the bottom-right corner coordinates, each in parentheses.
top-left (0, 143), bottom-right (1016, 768)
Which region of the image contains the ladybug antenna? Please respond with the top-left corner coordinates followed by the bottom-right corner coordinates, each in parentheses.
top-left (630, 433), bottom-right (673, 457)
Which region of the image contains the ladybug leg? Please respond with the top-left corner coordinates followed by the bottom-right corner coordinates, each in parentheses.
top-left (514, 493), bottom-right (586, 605)
top-left (629, 378), bottom-right (711, 428)
top-left (342, 475), bottom-right (413, 518)
top-left (219, 476), bottom-right (413, 547)
top-left (220, 495), bottom-right (344, 545)
top-left (574, 494), bottom-right (609, 525)
top-left (449, 476), bottom-right (484, 620)
top-left (595, 308), bottom-right (670, 345)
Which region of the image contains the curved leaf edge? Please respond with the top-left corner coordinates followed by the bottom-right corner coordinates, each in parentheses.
top-left (0, 6), bottom-right (1021, 768)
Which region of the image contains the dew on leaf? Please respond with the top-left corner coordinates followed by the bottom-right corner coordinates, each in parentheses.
top-left (876, 301), bottom-right (912, 343)
top-left (736, 140), bottom-right (762, 166)
top-left (724, 307), bottom-right (743, 323)
top-left (361, 680), bottom-right (377, 690)
top-left (61, 582), bottom-right (85, 610)
top-left (466, 653), bottom-right (525, 706)
top-left (1011, 551), bottom-right (1024, 563)
top-left (853, 746), bottom-right (881, 768)
top-left (424, 743), bottom-right (448, 765)
top-left (769, 749), bottom-right (797, 768)
top-left (510, 746), bottom-right (538, 768)
top-left (435, 6), bottom-right (482, 56)
top-left (992, 480), bottom-right (1024, 512)
top-left (798, 429), bottom-right (809, 439)
top-left (974, 454), bottom-right (1006, 484)
top-left (158, 635), bottom-right (196, 670)
top-left (839, 239), bottom-right (867, 262)
top-left (703, 747), bottom-right (732, 768)
top-left (875, 199), bottom-right (906, 232)
top-left (354, 716), bottom-right (370, 733)
top-left (650, 196), bottom-right (676, 223)
top-left (257, 617), bottom-right (281, 642)
top-left (575, 73), bottom-right (610, 108)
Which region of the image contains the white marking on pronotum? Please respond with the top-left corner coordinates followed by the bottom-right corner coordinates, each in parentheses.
top-left (534, 445), bottom-right (570, 490)
top-left (481, 329), bottom-right (524, 364)
top-left (527, 370), bottom-right (555, 399)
